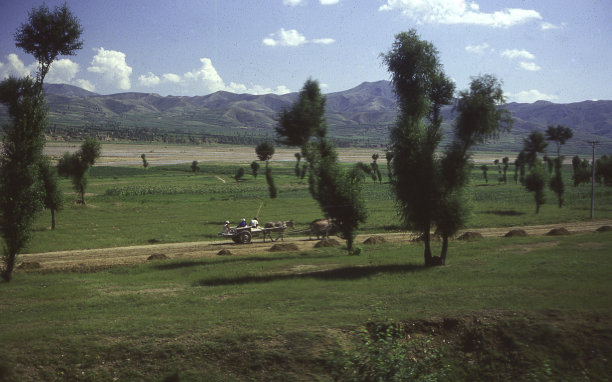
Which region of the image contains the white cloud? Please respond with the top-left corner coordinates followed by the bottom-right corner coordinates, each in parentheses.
top-left (282, 0), bottom-right (304, 6)
top-left (507, 89), bottom-right (558, 103)
top-left (465, 43), bottom-right (490, 54)
top-left (312, 38), bottom-right (336, 45)
top-left (140, 58), bottom-right (290, 96)
top-left (87, 48), bottom-right (132, 91)
top-left (519, 61), bottom-right (541, 71)
top-left (163, 73), bottom-right (181, 83)
top-left (47, 59), bottom-right (80, 84)
top-left (501, 49), bottom-right (535, 60)
top-left (0, 53), bottom-right (34, 79)
top-left (320, 0), bottom-right (339, 4)
top-left (74, 79), bottom-right (95, 92)
top-left (184, 57), bottom-right (226, 92)
top-left (540, 21), bottom-right (562, 30)
top-left (379, 0), bottom-right (542, 28)
top-left (263, 28), bottom-right (308, 47)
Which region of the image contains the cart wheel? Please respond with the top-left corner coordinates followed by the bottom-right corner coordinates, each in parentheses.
top-left (239, 230), bottom-right (252, 244)
top-left (232, 236), bottom-right (240, 243)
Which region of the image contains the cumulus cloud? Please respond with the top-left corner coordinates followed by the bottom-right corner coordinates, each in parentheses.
top-left (263, 28), bottom-right (308, 47)
top-left (138, 72), bottom-right (160, 87)
top-left (312, 38), bottom-right (336, 45)
top-left (541, 21), bottom-right (564, 30)
top-left (465, 43), bottom-right (491, 54)
top-left (73, 78), bottom-right (95, 92)
top-left (282, 0), bottom-right (304, 6)
top-left (379, 0), bottom-right (542, 28)
top-left (47, 59), bottom-right (80, 84)
top-left (320, 0), bottom-right (339, 4)
top-left (519, 61), bottom-right (541, 71)
top-left (501, 49), bottom-right (535, 60)
top-left (87, 48), bottom-right (132, 91)
top-left (138, 58), bottom-right (291, 96)
top-left (0, 53), bottom-right (35, 79)
top-left (507, 89), bottom-right (558, 103)
top-left (263, 28), bottom-right (335, 47)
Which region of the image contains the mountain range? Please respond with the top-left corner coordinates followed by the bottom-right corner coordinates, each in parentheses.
top-left (1, 81), bottom-right (611, 155)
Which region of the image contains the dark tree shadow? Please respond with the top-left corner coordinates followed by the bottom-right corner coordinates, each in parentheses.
top-left (484, 210), bottom-right (525, 216)
top-left (195, 263), bottom-right (427, 286)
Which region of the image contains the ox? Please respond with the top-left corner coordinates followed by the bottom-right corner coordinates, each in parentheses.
top-left (309, 218), bottom-right (334, 240)
top-left (263, 220), bottom-right (294, 242)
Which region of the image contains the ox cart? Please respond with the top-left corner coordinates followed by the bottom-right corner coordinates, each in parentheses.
top-left (218, 225), bottom-right (288, 244)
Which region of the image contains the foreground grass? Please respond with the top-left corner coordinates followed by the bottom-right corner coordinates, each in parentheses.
top-left (20, 162), bottom-right (612, 253)
top-left (1, 232), bottom-right (611, 381)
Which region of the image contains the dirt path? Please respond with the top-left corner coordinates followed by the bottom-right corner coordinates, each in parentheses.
top-left (17, 219), bottom-right (612, 272)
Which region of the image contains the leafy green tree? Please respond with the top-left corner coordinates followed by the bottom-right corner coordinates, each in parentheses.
top-left (572, 155), bottom-right (591, 186)
top-left (371, 154), bottom-right (382, 183)
top-left (233, 167), bottom-right (244, 183)
top-left (0, 3), bottom-right (82, 282)
top-left (250, 161), bottom-right (260, 178)
top-left (515, 151), bottom-right (527, 184)
top-left (595, 155), bottom-right (612, 186)
top-left (190, 160), bottom-right (199, 173)
top-left (382, 30), bottom-right (511, 266)
top-left (523, 130), bottom-right (548, 168)
top-left (57, 137), bottom-right (101, 204)
top-left (549, 157), bottom-right (565, 207)
top-left (502, 157), bottom-right (509, 184)
top-left (276, 79), bottom-right (366, 253)
top-left (294, 152), bottom-right (302, 178)
top-left (256, 142), bottom-right (276, 198)
top-left (525, 161), bottom-right (548, 213)
top-left (545, 124), bottom-right (573, 157)
top-left (39, 157), bottom-right (63, 229)
top-left (141, 153), bottom-right (148, 168)
top-left (0, 77), bottom-right (46, 282)
top-left (480, 164), bottom-right (488, 183)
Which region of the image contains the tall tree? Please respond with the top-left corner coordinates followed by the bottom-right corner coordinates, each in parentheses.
top-left (525, 161), bottom-right (548, 213)
top-left (0, 3), bottom-right (83, 282)
top-left (522, 130), bottom-right (548, 168)
top-left (382, 30), bottom-right (511, 266)
top-left (255, 141), bottom-right (276, 198)
top-left (294, 152), bottom-right (302, 178)
top-left (141, 154), bottom-right (148, 168)
top-left (250, 160), bottom-right (260, 178)
top-left (572, 155), bottom-right (591, 186)
top-left (39, 157), bottom-right (63, 229)
top-left (276, 79), bottom-right (366, 253)
top-left (57, 137), bottom-right (101, 204)
top-left (545, 125), bottom-right (572, 208)
top-left (545, 125), bottom-right (573, 158)
top-left (502, 157), bottom-right (509, 184)
top-left (481, 164), bottom-right (489, 184)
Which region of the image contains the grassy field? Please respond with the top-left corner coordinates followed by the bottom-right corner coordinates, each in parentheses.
top-left (20, 160), bottom-right (612, 253)
top-left (2, 159), bottom-right (612, 381)
top-left (1, 232), bottom-right (611, 380)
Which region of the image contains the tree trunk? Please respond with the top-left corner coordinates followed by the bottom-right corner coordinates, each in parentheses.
top-left (51, 209), bottom-right (56, 230)
top-left (440, 235), bottom-right (448, 265)
top-left (1, 253), bottom-right (15, 282)
top-left (423, 229), bottom-right (433, 265)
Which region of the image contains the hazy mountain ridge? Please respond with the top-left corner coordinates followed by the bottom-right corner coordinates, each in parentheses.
top-left (1, 81), bottom-right (611, 153)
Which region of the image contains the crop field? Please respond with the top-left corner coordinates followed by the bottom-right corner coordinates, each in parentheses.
top-left (2, 143), bottom-right (612, 381)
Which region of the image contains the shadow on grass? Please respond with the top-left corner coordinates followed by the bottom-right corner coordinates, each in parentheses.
top-left (153, 252), bottom-right (336, 270)
top-left (484, 210), bottom-right (525, 216)
top-left (195, 263), bottom-right (426, 286)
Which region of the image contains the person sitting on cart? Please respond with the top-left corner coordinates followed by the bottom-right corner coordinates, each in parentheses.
top-left (222, 221), bottom-right (232, 234)
top-left (237, 218), bottom-right (247, 228)
top-left (250, 217), bottom-right (259, 228)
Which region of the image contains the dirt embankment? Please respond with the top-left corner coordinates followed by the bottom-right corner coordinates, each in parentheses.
top-left (16, 220), bottom-right (612, 273)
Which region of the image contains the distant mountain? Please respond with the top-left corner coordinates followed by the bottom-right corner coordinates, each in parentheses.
top-left (0, 81), bottom-right (610, 154)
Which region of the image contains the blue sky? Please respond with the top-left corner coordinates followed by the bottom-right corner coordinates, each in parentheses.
top-left (1, 0), bottom-right (610, 103)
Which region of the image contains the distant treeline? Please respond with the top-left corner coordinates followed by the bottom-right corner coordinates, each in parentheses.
top-left (41, 124), bottom-right (385, 148)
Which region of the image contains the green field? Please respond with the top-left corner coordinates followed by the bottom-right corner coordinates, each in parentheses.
top-left (2, 161), bottom-right (612, 381)
top-left (19, 161), bottom-right (612, 253)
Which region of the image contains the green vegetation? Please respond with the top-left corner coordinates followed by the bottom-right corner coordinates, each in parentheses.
top-left (1, 231), bottom-right (611, 380)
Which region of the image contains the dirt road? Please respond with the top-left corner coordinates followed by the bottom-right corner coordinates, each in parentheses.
top-left (17, 219), bottom-right (612, 272)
